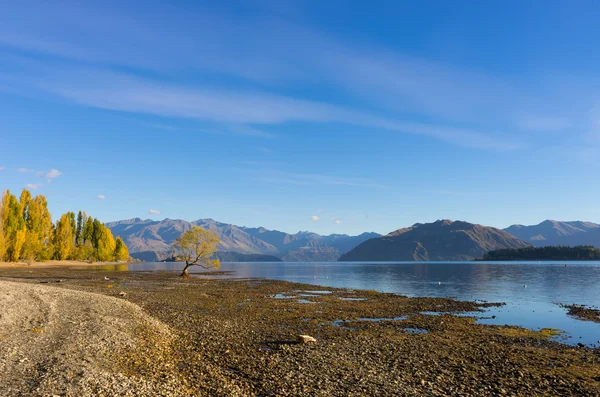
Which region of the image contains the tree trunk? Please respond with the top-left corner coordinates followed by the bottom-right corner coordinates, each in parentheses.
top-left (180, 262), bottom-right (192, 278)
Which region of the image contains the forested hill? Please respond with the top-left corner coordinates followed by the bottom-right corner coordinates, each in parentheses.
top-left (481, 246), bottom-right (600, 261)
top-left (0, 189), bottom-right (129, 262)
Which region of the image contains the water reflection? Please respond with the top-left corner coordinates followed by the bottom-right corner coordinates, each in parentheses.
top-left (125, 261), bottom-right (600, 346)
top-left (72, 263), bottom-right (130, 272)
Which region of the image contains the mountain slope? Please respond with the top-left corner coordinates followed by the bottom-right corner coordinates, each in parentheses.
top-left (504, 220), bottom-right (600, 247)
top-left (340, 220), bottom-right (530, 261)
top-left (193, 219), bottom-right (278, 254)
top-left (106, 218), bottom-right (380, 262)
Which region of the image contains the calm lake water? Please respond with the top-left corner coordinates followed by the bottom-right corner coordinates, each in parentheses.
top-left (124, 261), bottom-right (600, 347)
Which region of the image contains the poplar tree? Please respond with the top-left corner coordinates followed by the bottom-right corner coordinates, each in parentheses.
top-left (36, 195), bottom-right (54, 260)
top-left (75, 211), bottom-right (84, 246)
top-left (96, 226), bottom-right (116, 261)
top-left (0, 192), bottom-right (6, 261)
top-left (83, 215), bottom-right (94, 244)
top-left (114, 236), bottom-right (129, 261)
top-left (54, 213), bottom-right (74, 260)
top-left (1, 188), bottom-right (129, 263)
top-left (92, 218), bottom-right (103, 248)
top-left (21, 192), bottom-right (53, 261)
top-left (68, 211), bottom-right (77, 243)
top-left (2, 191), bottom-right (26, 262)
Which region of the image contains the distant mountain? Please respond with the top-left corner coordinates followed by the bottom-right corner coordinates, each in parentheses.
top-left (241, 227), bottom-right (380, 261)
top-left (106, 218), bottom-right (192, 255)
top-left (280, 239), bottom-right (341, 262)
top-left (504, 220), bottom-right (600, 248)
top-left (339, 220), bottom-right (530, 261)
top-left (105, 218), bottom-right (380, 262)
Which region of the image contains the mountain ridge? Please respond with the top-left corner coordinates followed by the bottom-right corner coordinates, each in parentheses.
top-left (504, 220), bottom-right (600, 247)
top-left (106, 218), bottom-right (380, 262)
top-left (340, 219), bottom-right (530, 261)
top-left (106, 217), bottom-right (600, 262)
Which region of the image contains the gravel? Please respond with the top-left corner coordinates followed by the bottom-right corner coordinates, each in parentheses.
top-left (0, 280), bottom-right (182, 396)
top-left (1, 268), bottom-right (599, 396)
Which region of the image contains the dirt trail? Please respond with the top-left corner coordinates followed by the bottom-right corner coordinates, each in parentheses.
top-left (0, 280), bottom-right (181, 396)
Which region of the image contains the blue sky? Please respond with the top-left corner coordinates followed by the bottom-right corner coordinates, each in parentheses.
top-left (1, 0), bottom-right (600, 235)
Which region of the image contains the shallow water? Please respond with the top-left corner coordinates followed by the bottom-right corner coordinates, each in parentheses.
top-left (122, 261), bottom-right (600, 346)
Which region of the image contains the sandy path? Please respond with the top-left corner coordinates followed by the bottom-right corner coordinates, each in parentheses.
top-left (0, 281), bottom-right (182, 396)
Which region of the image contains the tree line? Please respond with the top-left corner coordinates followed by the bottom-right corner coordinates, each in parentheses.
top-left (0, 189), bottom-right (129, 263)
top-left (481, 245), bottom-right (600, 261)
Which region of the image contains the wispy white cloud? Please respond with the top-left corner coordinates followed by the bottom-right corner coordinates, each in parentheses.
top-left (142, 121), bottom-right (177, 131)
top-left (0, 166), bottom-right (5, 171)
top-left (45, 168), bottom-right (62, 179)
top-left (96, 194), bottom-right (106, 200)
top-left (332, 218), bottom-right (344, 225)
top-left (0, 1), bottom-right (592, 151)
top-left (149, 209), bottom-right (160, 215)
top-left (360, 117), bottom-right (519, 150)
top-left (515, 113), bottom-right (573, 132)
top-left (225, 125), bottom-right (275, 138)
top-left (34, 70), bottom-right (349, 125)
top-left (0, 4), bottom-right (530, 151)
top-left (245, 168), bottom-right (385, 188)
top-left (27, 68), bottom-right (516, 149)
top-left (17, 168), bottom-right (33, 173)
top-left (310, 215), bottom-right (320, 222)
top-left (25, 183), bottom-right (42, 190)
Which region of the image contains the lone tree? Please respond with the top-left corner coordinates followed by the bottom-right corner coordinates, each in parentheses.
top-left (172, 226), bottom-right (220, 277)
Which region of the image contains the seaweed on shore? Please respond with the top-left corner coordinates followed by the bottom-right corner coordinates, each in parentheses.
top-left (560, 303), bottom-right (600, 323)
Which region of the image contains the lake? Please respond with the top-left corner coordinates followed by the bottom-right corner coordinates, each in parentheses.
top-left (125, 261), bottom-right (600, 347)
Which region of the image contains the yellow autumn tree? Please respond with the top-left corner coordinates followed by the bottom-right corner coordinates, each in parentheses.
top-left (0, 192), bottom-right (6, 261)
top-left (172, 226), bottom-right (220, 277)
top-left (36, 195), bottom-right (54, 260)
top-left (96, 226), bottom-right (116, 262)
top-left (21, 192), bottom-right (54, 261)
top-left (54, 213), bottom-right (74, 260)
top-left (114, 236), bottom-right (129, 261)
top-left (2, 190), bottom-right (27, 262)
top-left (1, 188), bottom-right (130, 263)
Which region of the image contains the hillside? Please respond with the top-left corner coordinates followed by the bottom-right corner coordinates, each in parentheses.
top-left (504, 220), bottom-right (600, 248)
top-left (481, 245), bottom-right (600, 261)
top-left (339, 220), bottom-right (531, 261)
top-left (105, 218), bottom-right (380, 262)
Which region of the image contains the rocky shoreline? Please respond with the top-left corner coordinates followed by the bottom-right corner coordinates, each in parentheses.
top-left (561, 304), bottom-right (600, 324)
top-left (1, 267), bottom-right (599, 396)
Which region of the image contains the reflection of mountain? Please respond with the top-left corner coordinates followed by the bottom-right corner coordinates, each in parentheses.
top-left (106, 218), bottom-right (380, 262)
top-left (340, 220), bottom-right (530, 261)
top-left (504, 220), bottom-right (600, 248)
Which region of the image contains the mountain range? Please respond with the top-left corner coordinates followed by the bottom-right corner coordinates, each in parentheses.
top-left (106, 218), bottom-right (600, 262)
top-left (340, 220), bottom-right (530, 261)
top-left (503, 220), bottom-right (600, 248)
top-left (105, 218), bottom-right (380, 262)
